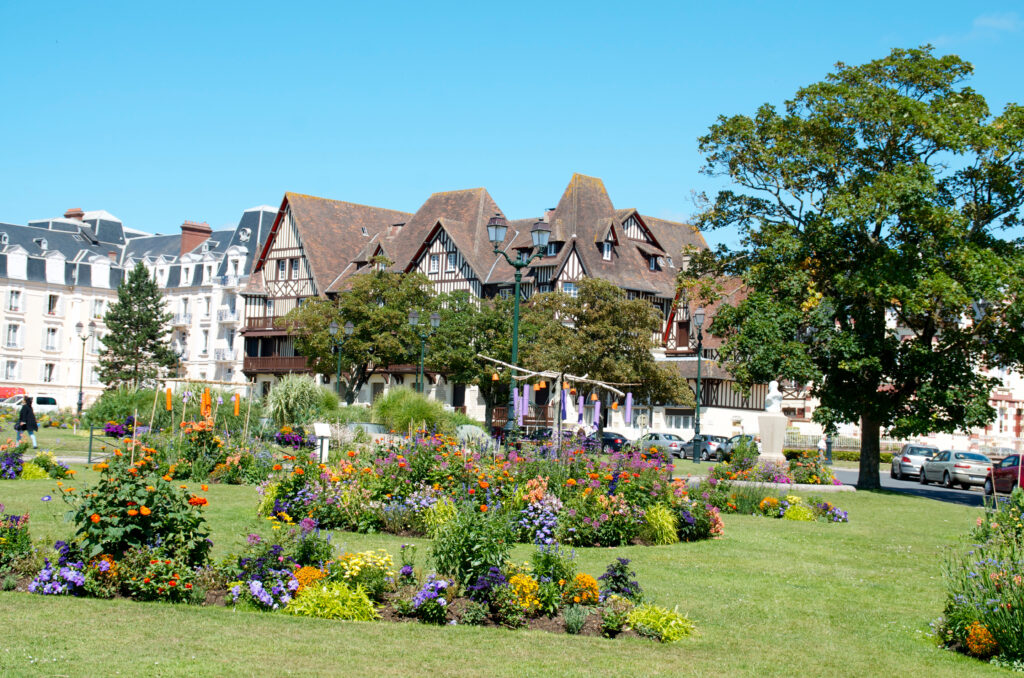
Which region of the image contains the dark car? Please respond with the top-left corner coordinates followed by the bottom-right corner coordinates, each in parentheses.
top-left (985, 453), bottom-right (1021, 495)
top-left (600, 431), bottom-right (629, 453)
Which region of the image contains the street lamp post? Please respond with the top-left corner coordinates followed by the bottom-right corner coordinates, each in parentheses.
top-left (692, 307), bottom-right (705, 465)
top-left (487, 215), bottom-right (550, 442)
top-left (408, 310), bottom-right (440, 393)
top-left (76, 320), bottom-right (97, 416)
top-left (328, 320), bottom-right (354, 398)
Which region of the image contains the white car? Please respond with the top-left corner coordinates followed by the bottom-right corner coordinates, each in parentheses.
top-left (890, 444), bottom-right (939, 480)
top-left (920, 450), bottom-right (992, 490)
top-left (1, 395), bottom-right (60, 414)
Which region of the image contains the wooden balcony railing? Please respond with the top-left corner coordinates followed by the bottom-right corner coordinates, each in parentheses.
top-left (491, 405), bottom-right (552, 429)
top-left (242, 356), bottom-right (308, 373)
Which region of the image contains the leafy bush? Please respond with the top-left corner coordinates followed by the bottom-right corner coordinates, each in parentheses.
top-left (421, 497), bottom-right (457, 538)
top-left (0, 441), bottom-right (26, 479)
top-left (600, 594), bottom-right (634, 638)
top-left (328, 549), bottom-right (395, 602)
top-left (782, 502), bottom-right (816, 522)
top-left (285, 581), bottom-right (379, 621)
top-left (789, 451), bottom-right (838, 485)
top-left (730, 439), bottom-right (760, 470)
top-left (0, 508), bottom-right (31, 573)
top-left (122, 552), bottom-right (198, 603)
top-left (30, 452), bottom-right (72, 479)
top-left (461, 600), bottom-right (489, 625)
top-left (431, 505), bottom-right (512, 586)
top-left (508, 573), bottom-right (542, 615)
top-left (61, 448), bottom-right (211, 565)
top-left (564, 604), bottom-right (589, 634)
top-left (627, 604), bottom-right (695, 643)
top-left (531, 544), bottom-right (577, 586)
top-left (674, 500), bottom-right (714, 542)
top-left (410, 575), bottom-right (452, 624)
top-left (598, 557), bottom-right (643, 602)
top-left (19, 462), bottom-right (48, 479)
top-left (371, 387), bottom-right (450, 434)
top-left (266, 375), bottom-right (331, 426)
top-left (640, 504), bottom-right (678, 545)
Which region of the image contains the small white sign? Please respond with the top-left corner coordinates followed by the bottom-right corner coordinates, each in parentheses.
top-left (313, 423), bottom-right (331, 463)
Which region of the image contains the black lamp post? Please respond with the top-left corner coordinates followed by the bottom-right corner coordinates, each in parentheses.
top-left (692, 307), bottom-right (705, 464)
top-left (76, 320), bottom-right (97, 416)
top-left (409, 310), bottom-right (440, 393)
top-left (487, 215), bottom-right (550, 440)
top-left (328, 320), bottom-right (354, 397)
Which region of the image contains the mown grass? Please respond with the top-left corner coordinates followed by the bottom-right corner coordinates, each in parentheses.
top-left (0, 465), bottom-right (1002, 677)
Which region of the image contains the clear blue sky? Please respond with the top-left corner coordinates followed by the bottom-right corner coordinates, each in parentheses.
top-left (2, 1), bottom-right (1022, 247)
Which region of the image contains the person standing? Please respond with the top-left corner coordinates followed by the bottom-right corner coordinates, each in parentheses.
top-left (17, 396), bottom-right (38, 449)
top-left (817, 435), bottom-right (827, 457)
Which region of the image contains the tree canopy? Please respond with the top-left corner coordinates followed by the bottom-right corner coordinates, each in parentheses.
top-left (280, 262), bottom-right (433, 404)
top-left (97, 261), bottom-right (179, 389)
top-left (694, 46), bottom-right (1024, 488)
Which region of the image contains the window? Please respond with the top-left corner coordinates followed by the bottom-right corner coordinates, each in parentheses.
top-left (92, 299), bottom-right (104, 318)
top-left (429, 254), bottom-right (440, 273)
top-left (648, 256), bottom-right (658, 271)
top-left (231, 259), bottom-right (239, 275)
top-left (290, 258), bottom-right (300, 280)
top-left (6, 290), bottom-right (22, 312)
top-left (518, 250), bottom-right (528, 263)
top-left (546, 242), bottom-right (559, 257)
top-left (602, 241), bottom-right (612, 261)
top-left (265, 299), bottom-right (274, 315)
top-left (181, 298), bottom-right (190, 315)
top-left (204, 296), bottom-right (212, 318)
top-left (562, 282), bottom-right (578, 298)
top-left (201, 329), bottom-right (209, 354)
top-left (445, 253), bottom-right (456, 272)
top-left (44, 327), bottom-right (59, 351)
top-left (664, 409), bottom-right (694, 430)
top-left (539, 284), bottom-right (552, 293)
top-left (89, 333), bottom-right (101, 354)
top-left (5, 323), bottom-right (21, 348)
top-left (277, 260), bottom-right (287, 279)
top-left (226, 329), bottom-right (235, 347)
top-left (183, 267), bottom-right (191, 283)
top-left (47, 294), bottom-right (59, 314)
top-left (42, 363), bottom-right (55, 383)
top-left (205, 265), bottom-right (213, 283)
top-left (4, 360), bottom-right (17, 380)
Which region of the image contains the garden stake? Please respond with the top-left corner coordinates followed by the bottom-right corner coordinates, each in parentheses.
top-left (148, 387), bottom-right (160, 433)
top-left (130, 406), bottom-right (139, 464)
top-left (242, 383), bottom-right (254, 453)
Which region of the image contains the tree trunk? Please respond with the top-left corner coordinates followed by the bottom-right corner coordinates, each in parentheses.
top-left (857, 413), bottom-right (881, 490)
top-left (484, 401), bottom-right (493, 430)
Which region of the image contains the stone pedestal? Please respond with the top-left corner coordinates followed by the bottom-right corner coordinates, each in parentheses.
top-left (758, 413), bottom-right (788, 464)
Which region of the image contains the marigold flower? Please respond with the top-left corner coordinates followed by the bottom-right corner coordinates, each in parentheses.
top-left (146, 485), bottom-right (155, 492)
top-left (140, 506), bottom-right (151, 516)
top-left (168, 580), bottom-right (177, 587)
top-left (347, 450), bottom-right (357, 457)
top-left (143, 577), bottom-right (150, 583)
top-left (90, 513), bottom-right (101, 523)
top-left (273, 464), bottom-right (283, 471)
top-left (184, 583), bottom-right (192, 589)
top-left (188, 496), bottom-right (209, 507)
top-left (479, 481), bottom-right (490, 489)
top-left (150, 559), bottom-right (158, 565)
top-left (162, 474), bottom-right (172, 482)
top-left (480, 504), bottom-right (488, 512)
top-left (201, 484), bottom-right (208, 491)
top-left (294, 468), bottom-right (304, 475)
top-left (127, 509), bottom-right (139, 516)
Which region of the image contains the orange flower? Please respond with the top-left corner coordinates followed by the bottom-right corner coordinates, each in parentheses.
top-left (566, 478), bottom-right (577, 486)
top-left (146, 485), bottom-right (155, 492)
top-left (188, 496), bottom-right (209, 507)
top-left (140, 506), bottom-right (151, 516)
top-left (347, 450), bottom-right (357, 457)
top-left (143, 577), bottom-right (150, 583)
top-left (90, 513), bottom-right (101, 523)
top-left (179, 485), bottom-right (188, 489)
top-left (162, 474), bottom-right (172, 482)
top-left (201, 484), bottom-right (208, 491)
top-left (127, 509), bottom-right (139, 516)
top-left (479, 481), bottom-right (490, 489)
top-left (480, 504), bottom-right (488, 512)
top-left (127, 468), bottom-right (138, 475)
top-left (273, 464), bottom-right (283, 471)
top-left (294, 468), bottom-right (304, 475)
top-left (168, 580), bottom-right (177, 587)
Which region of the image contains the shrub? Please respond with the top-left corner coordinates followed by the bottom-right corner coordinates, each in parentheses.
top-left (285, 581), bottom-right (379, 621)
top-left (597, 557), bottom-right (643, 602)
top-left (411, 575), bottom-right (451, 624)
top-left (328, 549), bottom-right (395, 602)
top-left (530, 544), bottom-right (576, 585)
top-left (789, 452), bottom-right (838, 485)
top-left (640, 504), bottom-right (678, 545)
top-left (783, 503), bottom-right (816, 522)
top-left (122, 553), bottom-right (198, 603)
top-left (461, 600), bottom-right (489, 625)
top-left (61, 448), bottom-right (211, 565)
top-left (421, 497), bottom-right (457, 538)
top-left (508, 573), bottom-right (542, 615)
top-left (293, 565), bottom-right (326, 592)
top-left (466, 566), bottom-right (508, 603)
top-left (0, 440), bottom-right (27, 479)
top-left (266, 375), bottom-right (330, 426)
top-left (675, 500), bottom-right (714, 542)
top-left (0, 508), bottom-right (31, 572)
top-left (19, 462), bottom-right (49, 479)
top-left (730, 439), bottom-right (760, 470)
top-left (627, 604), bottom-right (695, 643)
top-left (371, 387), bottom-right (450, 434)
top-left (30, 452), bottom-right (72, 479)
top-left (490, 584), bottom-right (527, 628)
top-left (564, 604), bottom-right (589, 634)
top-left (85, 386), bottom-right (262, 434)
top-left (431, 506), bottom-right (512, 586)
top-left (600, 594), bottom-right (634, 638)
top-left (562, 573), bottom-right (600, 605)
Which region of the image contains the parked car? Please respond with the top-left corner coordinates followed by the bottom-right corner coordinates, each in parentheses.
top-left (890, 443), bottom-right (940, 480)
top-left (920, 450), bottom-right (992, 490)
top-left (1, 394), bottom-right (59, 414)
top-left (718, 434), bottom-right (761, 462)
top-left (634, 432), bottom-right (683, 458)
top-left (985, 453), bottom-right (1021, 495)
top-left (680, 434), bottom-right (728, 461)
top-left (600, 431), bottom-right (629, 453)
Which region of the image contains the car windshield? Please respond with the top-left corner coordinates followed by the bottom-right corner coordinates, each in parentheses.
top-left (710, 436), bottom-right (727, 442)
top-left (907, 448), bottom-right (937, 456)
top-left (1002, 455), bottom-right (1020, 467)
top-left (663, 434), bottom-right (683, 441)
top-left (36, 397), bottom-right (57, 405)
top-left (952, 452), bottom-right (988, 462)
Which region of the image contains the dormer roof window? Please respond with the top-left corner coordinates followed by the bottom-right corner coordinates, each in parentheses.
top-left (602, 241), bottom-right (612, 261)
top-left (238, 228), bottom-right (251, 243)
top-left (0, 233), bottom-right (7, 245)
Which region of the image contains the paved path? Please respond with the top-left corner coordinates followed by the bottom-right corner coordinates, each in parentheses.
top-left (832, 468), bottom-right (985, 507)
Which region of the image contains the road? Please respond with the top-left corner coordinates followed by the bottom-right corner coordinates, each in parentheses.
top-left (832, 467), bottom-right (985, 507)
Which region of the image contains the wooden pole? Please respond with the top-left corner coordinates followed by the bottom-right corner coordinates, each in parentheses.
top-left (148, 386), bottom-right (160, 432)
top-left (242, 381), bottom-right (255, 452)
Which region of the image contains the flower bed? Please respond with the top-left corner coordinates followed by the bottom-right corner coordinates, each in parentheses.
top-left (710, 450), bottom-right (842, 486)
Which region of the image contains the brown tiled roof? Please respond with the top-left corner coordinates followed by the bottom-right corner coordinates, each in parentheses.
top-left (264, 193), bottom-right (411, 296)
top-left (640, 214), bottom-right (708, 260)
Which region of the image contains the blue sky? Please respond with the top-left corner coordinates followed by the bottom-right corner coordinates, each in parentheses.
top-left (1, 1), bottom-right (1022, 248)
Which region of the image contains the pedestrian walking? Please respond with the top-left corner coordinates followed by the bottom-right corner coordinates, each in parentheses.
top-left (817, 435), bottom-right (827, 457)
top-left (16, 395), bottom-right (38, 449)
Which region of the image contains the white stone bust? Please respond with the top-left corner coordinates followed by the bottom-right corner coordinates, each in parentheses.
top-left (764, 380), bottom-right (783, 413)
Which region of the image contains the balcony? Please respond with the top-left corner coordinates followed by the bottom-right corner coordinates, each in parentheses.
top-left (217, 308), bottom-right (240, 323)
top-left (491, 405), bottom-right (552, 429)
top-left (243, 355), bottom-right (308, 374)
top-left (243, 316), bottom-right (288, 335)
top-left (213, 275), bottom-right (243, 288)
top-left (214, 348), bottom-right (236, 362)
top-left (171, 313), bottom-right (192, 327)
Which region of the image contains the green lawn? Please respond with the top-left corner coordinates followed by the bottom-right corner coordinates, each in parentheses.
top-left (0, 465), bottom-right (1002, 677)
top-left (3, 425), bottom-right (99, 458)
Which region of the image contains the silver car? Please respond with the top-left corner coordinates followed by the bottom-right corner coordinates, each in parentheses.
top-left (920, 450), bottom-right (993, 490)
top-left (890, 444), bottom-right (939, 480)
top-left (634, 432), bottom-right (683, 458)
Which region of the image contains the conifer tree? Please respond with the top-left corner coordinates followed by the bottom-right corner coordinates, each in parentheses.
top-left (97, 261), bottom-right (179, 388)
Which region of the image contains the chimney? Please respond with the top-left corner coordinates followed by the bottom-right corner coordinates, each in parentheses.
top-left (180, 220), bottom-right (212, 256)
top-left (107, 251), bottom-right (117, 262)
top-left (64, 208), bottom-right (85, 221)
top-left (544, 208), bottom-right (555, 223)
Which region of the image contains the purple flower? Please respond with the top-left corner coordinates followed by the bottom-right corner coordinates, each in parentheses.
top-left (41, 495), bottom-right (52, 502)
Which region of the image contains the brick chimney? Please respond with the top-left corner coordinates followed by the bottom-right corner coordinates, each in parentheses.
top-left (180, 220), bottom-right (212, 256)
top-left (64, 208), bottom-right (85, 220)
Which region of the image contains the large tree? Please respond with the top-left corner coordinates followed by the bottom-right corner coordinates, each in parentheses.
top-left (694, 46), bottom-right (1024, 489)
top-left (97, 261), bottom-right (179, 389)
top-left (523, 278), bottom-right (691, 434)
top-left (280, 262), bottom-right (434, 404)
top-left (426, 291), bottom-right (537, 429)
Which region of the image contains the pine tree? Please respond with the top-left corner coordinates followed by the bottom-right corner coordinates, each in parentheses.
top-left (97, 261), bottom-right (179, 388)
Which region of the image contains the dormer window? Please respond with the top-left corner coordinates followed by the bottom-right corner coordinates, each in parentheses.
top-left (0, 233), bottom-right (7, 245)
top-left (360, 227), bottom-right (369, 236)
top-left (602, 241), bottom-right (612, 261)
top-left (36, 238), bottom-right (48, 251)
top-left (546, 242), bottom-right (559, 257)
top-left (238, 228), bottom-right (251, 242)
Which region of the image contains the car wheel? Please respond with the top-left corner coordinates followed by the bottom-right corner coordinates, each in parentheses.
top-left (890, 465), bottom-right (897, 479)
top-left (896, 466), bottom-right (905, 481)
top-left (700, 449), bottom-right (710, 461)
top-left (984, 478), bottom-right (994, 496)
top-left (920, 471), bottom-right (928, 485)
top-left (943, 472), bottom-right (953, 489)
top-left (961, 483), bottom-right (972, 491)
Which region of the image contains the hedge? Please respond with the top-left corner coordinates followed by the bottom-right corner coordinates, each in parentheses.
top-left (782, 449), bottom-right (894, 464)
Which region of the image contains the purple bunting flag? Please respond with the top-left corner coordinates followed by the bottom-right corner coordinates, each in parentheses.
top-left (625, 392), bottom-right (633, 425)
top-left (593, 399), bottom-right (601, 427)
top-left (577, 395), bottom-right (584, 424)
